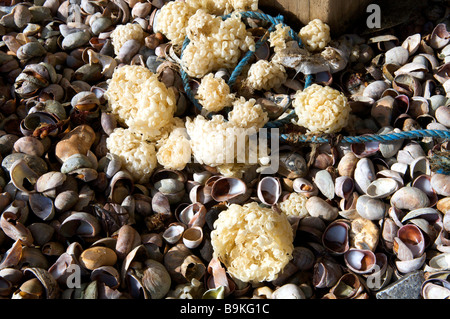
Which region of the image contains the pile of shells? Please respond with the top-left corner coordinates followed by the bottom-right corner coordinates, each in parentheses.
top-left (0, 0), bottom-right (449, 300)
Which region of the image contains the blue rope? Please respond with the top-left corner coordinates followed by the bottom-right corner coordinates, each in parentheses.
top-left (279, 129), bottom-right (450, 144)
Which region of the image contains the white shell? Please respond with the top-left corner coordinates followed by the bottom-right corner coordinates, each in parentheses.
top-left (313, 170), bottom-right (335, 200)
top-left (384, 46), bottom-right (409, 66)
top-left (366, 178), bottom-right (399, 199)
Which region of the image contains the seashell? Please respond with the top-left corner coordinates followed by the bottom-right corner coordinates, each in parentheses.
top-left (61, 30), bottom-right (91, 51)
top-left (35, 171), bottom-right (67, 198)
top-left (395, 253), bottom-right (426, 274)
top-left (162, 223), bottom-right (186, 244)
top-left (16, 42), bottom-right (47, 61)
top-left (13, 136), bottom-right (44, 158)
top-left (141, 259), bottom-right (171, 299)
top-left (117, 39), bottom-right (141, 64)
top-left (108, 170), bottom-right (134, 204)
top-left (69, 168), bottom-right (98, 182)
top-left (390, 186), bottom-right (430, 210)
top-left (366, 178), bottom-right (399, 199)
top-left (210, 177), bottom-right (247, 202)
top-left (384, 46), bottom-right (409, 66)
top-left (339, 192), bottom-right (360, 220)
top-left (0, 239), bottom-right (23, 270)
top-left (71, 91), bottom-right (100, 112)
top-left (312, 170), bottom-right (335, 200)
top-left (430, 23), bottom-right (450, 49)
top-left (344, 248), bottom-right (376, 274)
top-left (59, 212), bottom-right (101, 238)
top-left (60, 153), bottom-right (94, 174)
top-left (409, 96), bottom-right (430, 118)
top-left (42, 241), bottom-right (65, 258)
top-left (18, 247), bottom-right (49, 270)
top-left (378, 127), bottom-right (404, 158)
top-left (278, 152), bottom-right (308, 179)
top-left (401, 33), bottom-right (421, 55)
top-left (151, 192), bottom-right (171, 217)
top-left (363, 80), bottom-right (390, 101)
top-left (292, 178), bottom-right (318, 198)
top-left (90, 266), bottom-right (120, 290)
top-left (356, 195), bottom-right (388, 220)
top-left (312, 257), bottom-right (342, 289)
top-left (90, 17), bottom-right (112, 36)
top-left (2, 154), bottom-right (47, 182)
top-left (55, 125), bottom-right (96, 163)
top-left (337, 152), bottom-right (359, 177)
top-left (115, 225), bottom-right (141, 260)
top-left (396, 224), bottom-right (426, 258)
top-left (409, 156), bottom-right (430, 180)
top-left (392, 74), bottom-right (422, 97)
top-left (305, 196), bottom-right (339, 221)
top-left (351, 141), bottom-right (380, 158)
top-left (397, 142), bottom-right (425, 165)
top-left (28, 222), bottom-right (54, 247)
top-left (394, 62), bottom-right (427, 81)
top-left (412, 175), bottom-right (438, 207)
top-left (435, 105), bottom-right (450, 128)
top-left (271, 284), bottom-right (305, 299)
top-left (10, 159), bottom-right (40, 193)
top-left (29, 193), bottom-right (55, 221)
top-left (0, 268), bottom-right (23, 287)
top-left (73, 63), bottom-right (102, 83)
top-left (329, 273), bottom-right (365, 299)
top-left (425, 254), bottom-right (450, 273)
top-left (335, 176), bottom-right (354, 199)
top-left (1, 211), bottom-right (33, 246)
top-left (429, 95), bottom-right (447, 116)
top-left (18, 268), bottom-right (58, 299)
top-left (177, 202), bottom-right (207, 228)
top-left (297, 216), bottom-right (326, 242)
top-left (370, 96), bottom-right (394, 127)
top-left (189, 184), bottom-right (213, 205)
top-left (292, 247), bottom-right (315, 271)
top-left (164, 243), bottom-right (206, 284)
top-left (79, 246), bottom-right (118, 271)
top-left (3, 199), bottom-right (29, 224)
top-left (354, 158), bottom-right (376, 194)
top-left (422, 278), bottom-right (450, 299)
top-left (430, 173), bottom-right (450, 197)
top-left (322, 219), bottom-right (350, 255)
top-left (100, 113), bottom-right (117, 136)
top-left (257, 176), bottom-right (282, 205)
top-left (437, 197), bottom-right (450, 214)
top-left (182, 226), bottom-right (203, 249)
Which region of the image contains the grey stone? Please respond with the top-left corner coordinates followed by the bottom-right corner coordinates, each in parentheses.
top-left (376, 270), bottom-right (425, 299)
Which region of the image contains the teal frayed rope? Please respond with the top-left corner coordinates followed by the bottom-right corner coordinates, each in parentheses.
top-left (279, 128), bottom-right (450, 144)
